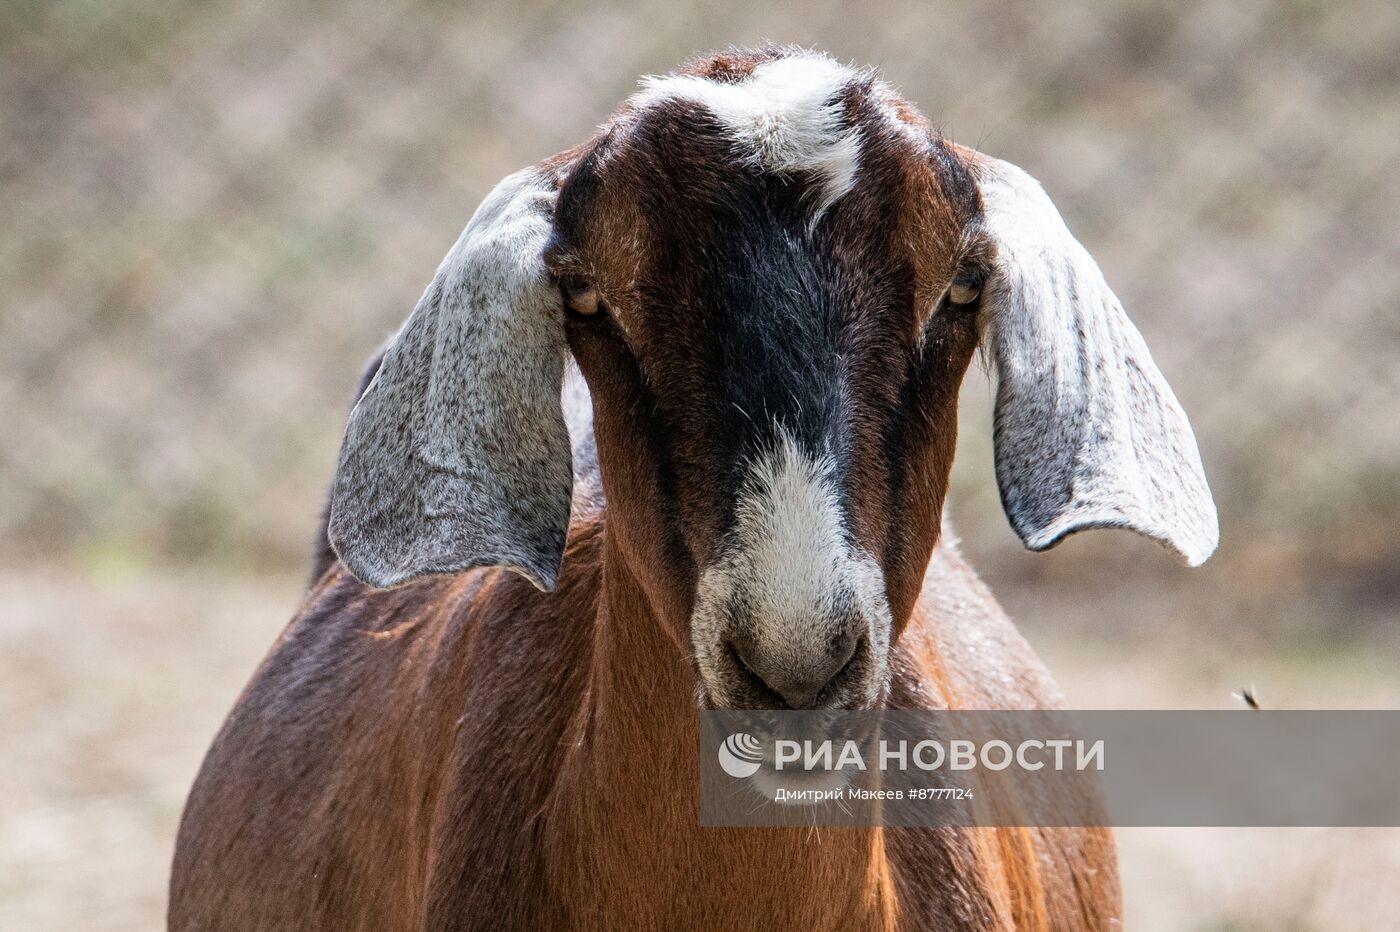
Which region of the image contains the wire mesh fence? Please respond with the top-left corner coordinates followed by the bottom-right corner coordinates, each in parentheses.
top-left (3, 0), bottom-right (1397, 638)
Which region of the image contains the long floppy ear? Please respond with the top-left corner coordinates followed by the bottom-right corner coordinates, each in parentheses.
top-left (328, 165), bottom-right (572, 590)
top-left (974, 155), bottom-right (1219, 566)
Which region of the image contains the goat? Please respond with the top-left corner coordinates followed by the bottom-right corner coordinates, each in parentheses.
top-left (170, 48), bottom-right (1217, 931)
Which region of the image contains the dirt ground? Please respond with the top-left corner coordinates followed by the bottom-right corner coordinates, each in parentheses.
top-left (4, 566), bottom-right (1398, 931)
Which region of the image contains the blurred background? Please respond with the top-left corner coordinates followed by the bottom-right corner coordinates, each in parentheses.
top-left (3, 0), bottom-right (1398, 927)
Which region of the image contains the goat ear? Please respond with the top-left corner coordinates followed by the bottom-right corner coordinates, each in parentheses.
top-left (973, 155), bottom-right (1219, 565)
top-left (328, 166), bottom-right (572, 591)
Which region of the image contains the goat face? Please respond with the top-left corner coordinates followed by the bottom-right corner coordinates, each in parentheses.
top-left (548, 54), bottom-right (983, 709)
top-left (327, 49), bottom-right (1218, 712)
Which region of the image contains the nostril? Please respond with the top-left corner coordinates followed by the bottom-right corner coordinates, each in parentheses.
top-left (726, 633), bottom-right (866, 710)
top-left (722, 640), bottom-right (781, 708)
top-left (829, 628), bottom-right (859, 675)
top-left (813, 632), bottom-right (863, 707)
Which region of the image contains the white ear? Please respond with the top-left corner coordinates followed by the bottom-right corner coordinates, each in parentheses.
top-left (976, 156), bottom-right (1219, 565)
top-left (328, 167), bottom-right (572, 590)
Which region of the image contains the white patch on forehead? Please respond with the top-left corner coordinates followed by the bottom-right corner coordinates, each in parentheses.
top-left (691, 431), bottom-right (891, 707)
top-left (634, 55), bottom-right (863, 216)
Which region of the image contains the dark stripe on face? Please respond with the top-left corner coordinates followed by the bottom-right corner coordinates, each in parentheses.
top-left (623, 97), bottom-right (928, 547)
top-left (605, 104), bottom-right (853, 528)
top-left (708, 179), bottom-right (854, 465)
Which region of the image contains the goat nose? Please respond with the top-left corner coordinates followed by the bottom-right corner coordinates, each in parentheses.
top-left (733, 631), bottom-right (860, 710)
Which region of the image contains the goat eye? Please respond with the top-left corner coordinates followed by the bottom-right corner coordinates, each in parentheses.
top-left (562, 280), bottom-right (601, 317)
top-left (948, 281), bottom-right (981, 307)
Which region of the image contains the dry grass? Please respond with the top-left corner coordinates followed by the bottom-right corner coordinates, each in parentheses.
top-left (3, 567), bottom-right (1397, 930)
